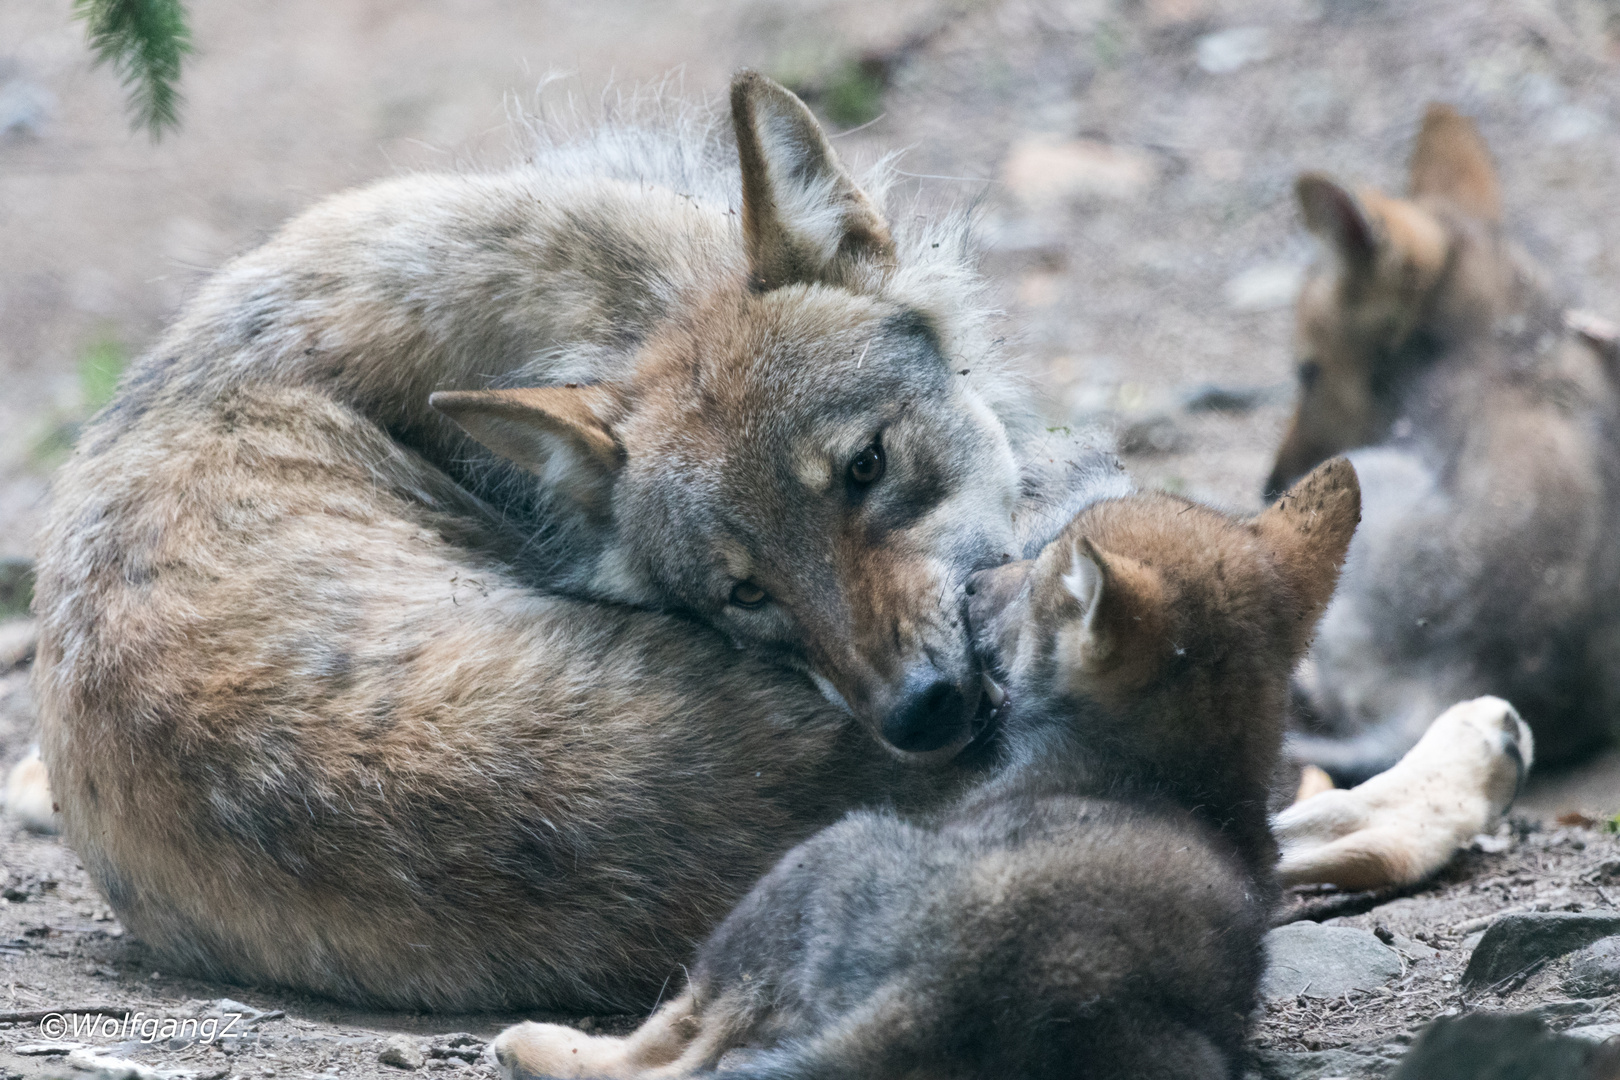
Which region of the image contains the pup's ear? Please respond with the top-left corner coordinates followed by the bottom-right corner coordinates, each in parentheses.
top-left (1055, 537), bottom-right (1167, 691)
top-left (1297, 175), bottom-right (1449, 293)
top-left (730, 70), bottom-right (897, 292)
top-left (1408, 103), bottom-right (1500, 223)
top-left (429, 385), bottom-right (625, 519)
top-left (1255, 456), bottom-right (1361, 638)
top-left (1297, 173), bottom-right (1377, 273)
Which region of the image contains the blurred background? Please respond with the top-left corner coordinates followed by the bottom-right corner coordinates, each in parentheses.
top-left (5, 0), bottom-right (1620, 549)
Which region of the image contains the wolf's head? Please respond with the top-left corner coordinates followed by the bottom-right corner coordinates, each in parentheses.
top-left (1266, 105), bottom-right (1545, 497)
top-left (968, 459), bottom-right (1360, 821)
top-left (430, 73), bottom-right (1021, 760)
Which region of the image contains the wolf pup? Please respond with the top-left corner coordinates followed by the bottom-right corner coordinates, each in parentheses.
top-left (29, 73), bottom-right (1128, 1011)
top-left (1267, 104), bottom-right (1620, 783)
top-left (488, 458), bottom-right (1360, 1080)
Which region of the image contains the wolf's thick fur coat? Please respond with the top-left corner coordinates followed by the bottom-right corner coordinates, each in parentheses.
top-left (1270, 105), bottom-right (1620, 782)
top-left (488, 460), bottom-right (1362, 1080)
top-left (30, 75), bottom-right (1128, 1011)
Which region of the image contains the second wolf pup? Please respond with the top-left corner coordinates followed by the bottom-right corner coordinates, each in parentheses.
top-left (489, 457), bottom-right (1361, 1080)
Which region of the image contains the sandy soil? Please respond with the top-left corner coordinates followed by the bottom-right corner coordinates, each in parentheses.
top-left (5, 0), bottom-right (1620, 1076)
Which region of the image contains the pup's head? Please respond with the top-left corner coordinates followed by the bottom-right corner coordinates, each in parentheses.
top-left (1267, 104), bottom-right (1524, 496)
top-left (430, 73), bottom-right (1019, 760)
top-left (969, 458), bottom-right (1360, 787)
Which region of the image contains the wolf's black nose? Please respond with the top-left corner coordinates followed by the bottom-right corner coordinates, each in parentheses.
top-left (881, 668), bottom-right (973, 753)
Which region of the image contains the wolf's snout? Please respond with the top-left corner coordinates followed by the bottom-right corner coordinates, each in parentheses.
top-left (882, 667), bottom-right (977, 753)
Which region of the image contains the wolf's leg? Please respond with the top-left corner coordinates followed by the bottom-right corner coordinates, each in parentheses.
top-left (3, 748), bottom-right (57, 835)
top-left (489, 991), bottom-right (720, 1080)
top-left (1275, 697), bottom-right (1531, 889)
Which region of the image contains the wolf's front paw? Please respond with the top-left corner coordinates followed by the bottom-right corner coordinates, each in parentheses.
top-left (1275, 697), bottom-right (1532, 889)
top-left (490, 1022), bottom-right (632, 1080)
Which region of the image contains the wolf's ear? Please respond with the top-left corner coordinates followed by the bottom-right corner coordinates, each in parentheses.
top-left (1409, 103), bottom-right (1500, 223)
top-left (730, 70), bottom-right (897, 292)
top-left (1297, 174), bottom-right (1377, 272)
top-left (1297, 174), bottom-right (1448, 290)
top-left (429, 386), bottom-right (625, 518)
top-left (1255, 456), bottom-right (1361, 636)
top-left (1055, 537), bottom-right (1166, 688)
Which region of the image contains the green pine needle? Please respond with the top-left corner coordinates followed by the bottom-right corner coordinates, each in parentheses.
top-left (74, 0), bottom-right (193, 139)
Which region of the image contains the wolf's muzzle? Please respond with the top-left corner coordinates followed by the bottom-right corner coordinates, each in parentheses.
top-left (881, 666), bottom-right (981, 754)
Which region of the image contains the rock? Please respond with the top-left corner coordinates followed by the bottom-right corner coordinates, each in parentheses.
top-left (1526, 998), bottom-right (1603, 1022)
top-left (1260, 921), bottom-right (1402, 1000)
top-left (1461, 912), bottom-right (1620, 990)
top-left (379, 1034), bottom-right (426, 1070)
top-left (1391, 1013), bottom-right (1602, 1079)
top-left (1224, 262), bottom-right (1304, 312)
top-left (1247, 1047), bottom-right (1389, 1079)
top-left (0, 560), bottom-right (32, 621)
top-left (0, 76), bottom-right (52, 140)
top-left (14, 1042), bottom-right (84, 1056)
top-left (1001, 135), bottom-right (1158, 205)
top-left (64, 1048), bottom-right (176, 1079)
top-left (1565, 935), bottom-right (1620, 997)
top-left (1181, 383), bottom-right (1283, 414)
top-left (1195, 27), bottom-right (1272, 75)
top-left (1116, 414), bottom-right (1185, 456)
top-left (1566, 1022), bottom-right (1620, 1042)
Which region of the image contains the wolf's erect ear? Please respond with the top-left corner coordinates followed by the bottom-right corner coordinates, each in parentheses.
top-left (1297, 174), bottom-right (1377, 272)
top-left (1255, 456), bottom-right (1361, 637)
top-left (730, 70), bottom-right (897, 292)
top-left (1409, 103), bottom-right (1500, 223)
top-left (1055, 537), bottom-right (1166, 689)
top-left (1297, 174), bottom-right (1448, 291)
top-left (429, 386), bottom-right (625, 519)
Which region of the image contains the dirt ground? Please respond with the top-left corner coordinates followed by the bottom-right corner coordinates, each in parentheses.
top-left (5, 0), bottom-right (1620, 1076)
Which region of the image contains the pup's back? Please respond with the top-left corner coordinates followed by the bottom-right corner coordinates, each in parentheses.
top-left (669, 460), bottom-right (1361, 1079)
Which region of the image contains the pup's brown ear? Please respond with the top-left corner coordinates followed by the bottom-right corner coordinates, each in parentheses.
top-left (1054, 537), bottom-right (1167, 692)
top-left (1297, 173), bottom-right (1377, 273)
top-left (1409, 103), bottom-right (1500, 223)
top-left (429, 386), bottom-right (625, 519)
top-left (1255, 456), bottom-right (1361, 636)
top-left (1297, 175), bottom-right (1448, 298)
top-left (730, 70), bottom-right (896, 292)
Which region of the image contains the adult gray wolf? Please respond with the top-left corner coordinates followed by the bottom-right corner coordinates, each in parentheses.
top-left (487, 459), bottom-right (1364, 1079)
top-left (30, 72), bottom-right (1127, 1012)
top-left (1267, 104), bottom-right (1620, 784)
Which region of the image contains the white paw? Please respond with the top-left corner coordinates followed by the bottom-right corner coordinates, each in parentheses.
top-left (1275, 697), bottom-right (1531, 889)
top-left (490, 1021), bottom-right (628, 1080)
top-left (4, 748), bottom-right (59, 834)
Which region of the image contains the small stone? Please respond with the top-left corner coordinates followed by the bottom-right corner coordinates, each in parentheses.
top-left (1564, 934), bottom-right (1620, 997)
top-left (1391, 1013), bottom-right (1593, 1078)
top-left (379, 1034), bottom-right (425, 1070)
top-left (1001, 135), bottom-right (1159, 205)
top-left (1247, 1047), bottom-right (1383, 1079)
top-left (1223, 263), bottom-right (1303, 312)
top-left (15, 1042), bottom-right (83, 1056)
top-left (1116, 414), bottom-right (1185, 456)
top-left (1195, 27), bottom-right (1272, 75)
top-left (1260, 922), bottom-right (1402, 1000)
top-left (1461, 912), bottom-right (1620, 990)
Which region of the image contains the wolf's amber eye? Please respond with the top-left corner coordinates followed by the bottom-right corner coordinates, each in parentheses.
top-left (848, 442), bottom-right (884, 486)
top-left (730, 581), bottom-right (768, 609)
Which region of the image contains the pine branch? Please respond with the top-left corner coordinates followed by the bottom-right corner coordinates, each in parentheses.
top-left (74, 0), bottom-right (193, 139)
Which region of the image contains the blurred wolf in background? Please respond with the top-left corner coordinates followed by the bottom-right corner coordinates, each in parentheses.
top-left (488, 459), bottom-right (1363, 1080)
top-left (1268, 104), bottom-right (1620, 784)
top-left (28, 71), bottom-right (1128, 1012)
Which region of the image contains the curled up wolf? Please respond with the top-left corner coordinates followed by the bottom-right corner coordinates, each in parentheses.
top-left (20, 75), bottom-right (1525, 1013)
